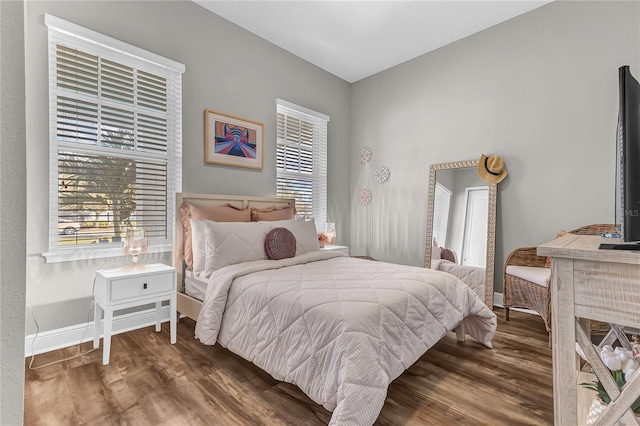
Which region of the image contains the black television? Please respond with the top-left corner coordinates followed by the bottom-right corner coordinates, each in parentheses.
top-left (615, 65), bottom-right (640, 243)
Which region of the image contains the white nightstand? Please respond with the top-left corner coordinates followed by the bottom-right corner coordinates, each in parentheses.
top-left (93, 263), bottom-right (177, 365)
top-left (320, 245), bottom-right (350, 255)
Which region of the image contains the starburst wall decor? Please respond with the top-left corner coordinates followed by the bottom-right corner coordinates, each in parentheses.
top-left (358, 146), bottom-right (372, 164)
top-left (358, 188), bottom-right (372, 205)
top-left (374, 166), bottom-right (390, 184)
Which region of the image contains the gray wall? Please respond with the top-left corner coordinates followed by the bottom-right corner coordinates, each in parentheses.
top-left (1, 0), bottom-right (26, 423)
top-left (350, 1), bottom-right (640, 293)
top-left (25, 0), bottom-right (351, 333)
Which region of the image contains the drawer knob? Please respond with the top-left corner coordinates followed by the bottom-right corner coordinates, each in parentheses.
top-left (143, 283), bottom-right (147, 290)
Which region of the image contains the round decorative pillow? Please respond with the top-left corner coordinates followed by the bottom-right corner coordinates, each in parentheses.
top-left (264, 227), bottom-right (297, 260)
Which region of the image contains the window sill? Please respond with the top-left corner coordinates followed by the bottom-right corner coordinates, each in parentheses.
top-left (42, 243), bottom-right (171, 263)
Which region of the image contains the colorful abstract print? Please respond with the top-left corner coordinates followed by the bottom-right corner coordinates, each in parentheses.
top-left (214, 121), bottom-right (257, 159)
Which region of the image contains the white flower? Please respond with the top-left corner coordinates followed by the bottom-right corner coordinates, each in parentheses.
top-left (622, 358), bottom-right (639, 374)
top-left (620, 353), bottom-right (633, 362)
top-left (601, 349), bottom-right (616, 362)
top-left (598, 346), bottom-right (639, 372)
top-left (583, 345), bottom-right (640, 415)
top-left (605, 356), bottom-right (622, 371)
top-left (615, 347), bottom-right (634, 362)
top-left (601, 350), bottom-right (618, 366)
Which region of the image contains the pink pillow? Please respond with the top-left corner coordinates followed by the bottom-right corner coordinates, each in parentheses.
top-left (264, 227), bottom-right (296, 260)
top-left (250, 204), bottom-right (296, 222)
top-left (180, 201), bottom-right (250, 270)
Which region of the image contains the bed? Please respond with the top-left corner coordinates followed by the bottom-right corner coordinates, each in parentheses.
top-left (172, 193), bottom-right (497, 426)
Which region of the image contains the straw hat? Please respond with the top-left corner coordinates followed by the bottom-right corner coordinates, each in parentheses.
top-left (478, 154), bottom-right (507, 184)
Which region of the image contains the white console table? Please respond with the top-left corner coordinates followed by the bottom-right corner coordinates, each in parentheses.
top-left (538, 234), bottom-right (640, 425)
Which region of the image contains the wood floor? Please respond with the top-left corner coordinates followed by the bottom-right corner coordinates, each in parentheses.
top-left (24, 308), bottom-right (553, 425)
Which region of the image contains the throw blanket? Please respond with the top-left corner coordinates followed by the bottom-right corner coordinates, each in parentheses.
top-left (195, 251), bottom-right (496, 425)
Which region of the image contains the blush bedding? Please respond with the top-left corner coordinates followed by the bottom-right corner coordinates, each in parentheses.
top-left (430, 259), bottom-right (486, 300)
top-left (194, 251), bottom-right (497, 426)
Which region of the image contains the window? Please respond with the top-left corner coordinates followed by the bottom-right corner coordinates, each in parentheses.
top-left (45, 15), bottom-right (185, 262)
top-left (433, 182), bottom-right (452, 248)
top-left (276, 99), bottom-right (329, 232)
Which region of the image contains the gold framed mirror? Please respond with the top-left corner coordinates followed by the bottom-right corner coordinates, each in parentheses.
top-left (424, 159), bottom-right (497, 309)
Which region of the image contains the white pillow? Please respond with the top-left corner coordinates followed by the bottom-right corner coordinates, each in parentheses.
top-left (203, 220), bottom-right (274, 278)
top-left (190, 219), bottom-right (207, 274)
top-left (263, 219), bottom-right (320, 255)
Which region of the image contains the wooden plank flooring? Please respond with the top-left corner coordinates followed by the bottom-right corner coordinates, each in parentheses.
top-left (24, 309), bottom-right (552, 425)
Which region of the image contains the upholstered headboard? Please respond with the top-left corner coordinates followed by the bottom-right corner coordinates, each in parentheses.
top-left (172, 193), bottom-right (296, 292)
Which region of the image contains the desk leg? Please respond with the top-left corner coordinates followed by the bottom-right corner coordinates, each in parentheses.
top-left (102, 308), bottom-right (113, 365)
top-left (551, 258), bottom-right (578, 425)
top-left (155, 302), bottom-right (161, 332)
top-left (93, 303), bottom-right (101, 349)
top-left (170, 295), bottom-right (176, 344)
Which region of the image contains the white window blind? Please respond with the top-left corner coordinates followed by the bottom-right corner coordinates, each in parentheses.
top-left (433, 182), bottom-right (452, 248)
top-left (45, 15), bottom-right (185, 262)
top-left (276, 99), bottom-right (329, 232)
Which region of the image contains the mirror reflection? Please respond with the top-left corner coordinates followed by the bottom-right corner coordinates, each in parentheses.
top-left (433, 167), bottom-right (488, 267)
top-left (424, 160), bottom-right (497, 309)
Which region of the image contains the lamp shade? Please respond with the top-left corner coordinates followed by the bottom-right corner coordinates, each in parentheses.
top-left (325, 223), bottom-right (336, 245)
top-left (122, 228), bottom-right (148, 267)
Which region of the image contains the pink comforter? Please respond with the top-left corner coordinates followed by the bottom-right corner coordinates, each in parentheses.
top-left (195, 251), bottom-right (496, 425)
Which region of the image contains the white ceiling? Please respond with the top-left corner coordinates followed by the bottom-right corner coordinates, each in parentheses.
top-left (194, 1), bottom-right (551, 83)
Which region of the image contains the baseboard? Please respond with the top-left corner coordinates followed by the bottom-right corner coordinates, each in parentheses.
top-left (25, 305), bottom-right (172, 357)
top-left (24, 293), bottom-right (525, 356)
top-left (494, 292), bottom-right (503, 307)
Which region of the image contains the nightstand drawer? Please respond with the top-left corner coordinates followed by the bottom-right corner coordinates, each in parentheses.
top-left (109, 272), bottom-right (173, 302)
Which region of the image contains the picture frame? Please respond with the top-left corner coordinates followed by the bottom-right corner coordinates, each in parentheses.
top-left (204, 109), bottom-right (264, 169)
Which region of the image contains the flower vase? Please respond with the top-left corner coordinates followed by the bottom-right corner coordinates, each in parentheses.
top-left (586, 397), bottom-right (639, 425)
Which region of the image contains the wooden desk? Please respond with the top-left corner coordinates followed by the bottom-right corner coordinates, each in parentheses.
top-left (538, 234), bottom-right (640, 425)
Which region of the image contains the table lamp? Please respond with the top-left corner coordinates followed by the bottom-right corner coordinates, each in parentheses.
top-left (325, 223), bottom-right (336, 246)
top-left (122, 228), bottom-right (148, 268)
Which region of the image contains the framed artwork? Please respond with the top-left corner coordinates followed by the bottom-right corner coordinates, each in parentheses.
top-left (204, 109), bottom-right (264, 169)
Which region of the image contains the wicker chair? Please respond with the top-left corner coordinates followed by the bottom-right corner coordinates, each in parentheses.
top-left (503, 224), bottom-right (617, 341)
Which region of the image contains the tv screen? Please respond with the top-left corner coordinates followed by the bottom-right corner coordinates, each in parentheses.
top-left (616, 66), bottom-right (640, 242)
